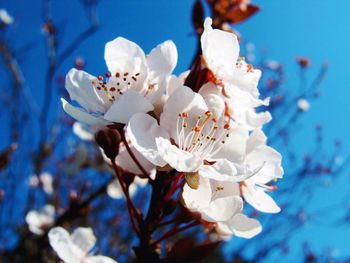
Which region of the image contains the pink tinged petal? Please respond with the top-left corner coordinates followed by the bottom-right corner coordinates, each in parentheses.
top-left (160, 86), bottom-right (208, 139)
top-left (103, 90), bottom-right (154, 124)
top-left (71, 227), bottom-right (96, 254)
top-left (201, 17), bottom-right (239, 79)
top-left (182, 176), bottom-right (212, 210)
top-left (48, 227), bottom-right (85, 262)
top-left (202, 196), bottom-right (243, 222)
top-left (246, 129), bottom-right (267, 154)
top-left (65, 68), bottom-right (107, 113)
top-left (115, 143), bottom-right (156, 176)
top-left (85, 256), bottom-right (118, 263)
top-left (241, 182), bottom-right (281, 213)
top-left (147, 40), bottom-right (178, 81)
top-left (61, 98), bottom-right (110, 126)
top-left (227, 213), bottom-right (262, 238)
top-left (104, 37), bottom-right (145, 74)
top-left (127, 113), bottom-right (169, 167)
top-left (107, 180), bottom-right (124, 199)
top-left (155, 137), bottom-right (203, 172)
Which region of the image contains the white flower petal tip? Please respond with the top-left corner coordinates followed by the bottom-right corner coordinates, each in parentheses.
top-left (61, 98), bottom-right (109, 126)
top-left (204, 17), bottom-right (213, 31)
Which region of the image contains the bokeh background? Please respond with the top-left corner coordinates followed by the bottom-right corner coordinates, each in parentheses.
top-left (0, 0), bottom-right (349, 262)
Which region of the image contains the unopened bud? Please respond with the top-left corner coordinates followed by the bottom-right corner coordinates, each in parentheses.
top-left (95, 128), bottom-right (121, 160)
top-left (185, 172), bottom-right (199, 189)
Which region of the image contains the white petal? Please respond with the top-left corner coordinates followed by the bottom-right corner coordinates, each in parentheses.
top-left (48, 227), bottom-right (84, 263)
top-left (73, 122), bottom-right (94, 141)
top-left (107, 180), bottom-right (124, 199)
top-left (71, 227), bottom-right (96, 254)
top-left (104, 37), bottom-right (145, 74)
top-left (246, 129), bottom-right (267, 154)
top-left (103, 90), bottom-right (154, 124)
top-left (127, 113), bottom-right (169, 167)
top-left (241, 182), bottom-right (281, 213)
top-left (199, 160), bottom-right (249, 182)
top-left (25, 205), bottom-right (55, 235)
top-left (147, 40), bottom-right (178, 81)
top-left (156, 137), bottom-right (203, 172)
top-left (86, 255), bottom-right (118, 263)
top-left (202, 196), bottom-right (242, 222)
top-left (246, 110), bottom-right (272, 128)
top-left (209, 180), bottom-right (240, 199)
top-left (61, 98), bottom-right (110, 126)
top-left (115, 142), bottom-right (156, 176)
top-left (160, 86), bottom-right (208, 139)
top-left (211, 125), bottom-right (248, 163)
top-left (227, 213), bottom-right (262, 238)
top-left (65, 68), bottom-right (107, 113)
top-left (182, 176), bottom-right (212, 210)
top-left (201, 17), bottom-right (239, 80)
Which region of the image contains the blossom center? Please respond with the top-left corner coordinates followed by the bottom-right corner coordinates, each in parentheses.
top-left (91, 71), bottom-right (141, 102)
top-left (176, 111), bottom-right (230, 158)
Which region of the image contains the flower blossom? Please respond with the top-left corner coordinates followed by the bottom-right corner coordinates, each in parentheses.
top-left (128, 86), bottom-right (253, 186)
top-left (201, 17), bottom-right (271, 129)
top-left (182, 176), bottom-right (262, 239)
top-left (62, 37), bottom-right (177, 125)
top-left (0, 9), bottom-right (13, 25)
top-left (25, 205), bottom-right (55, 235)
top-left (49, 226), bottom-right (117, 263)
top-left (239, 129), bottom-right (283, 213)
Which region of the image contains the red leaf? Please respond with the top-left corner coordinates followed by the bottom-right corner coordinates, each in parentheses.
top-left (224, 4), bottom-right (260, 25)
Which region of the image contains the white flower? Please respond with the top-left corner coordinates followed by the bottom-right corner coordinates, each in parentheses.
top-left (297, 98), bottom-right (310, 112)
top-left (127, 86), bottom-right (251, 182)
top-left (0, 9), bottom-right (13, 25)
top-left (62, 37), bottom-right (177, 125)
top-left (48, 227), bottom-right (117, 263)
top-left (25, 205), bottom-right (55, 235)
top-left (28, 172), bottom-right (53, 195)
top-left (182, 176), bottom-right (261, 239)
top-left (200, 18), bottom-right (271, 129)
top-left (240, 129), bottom-right (283, 213)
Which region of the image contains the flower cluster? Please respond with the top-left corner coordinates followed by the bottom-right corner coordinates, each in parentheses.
top-left (60, 16), bottom-right (283, 251)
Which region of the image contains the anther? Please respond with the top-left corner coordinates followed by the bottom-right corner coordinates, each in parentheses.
top-left (224, 123), bottom-right (230, 129)
top-left (115, 72), bottom-right (120, 78)
top-left (124, 72), bottom-right (129, 76)
top-left (205, 111), bottom-right (212, 117)
top-left (98, 75), bottom-right (103, 81)
top-left (105, 72), bottom-right (111, 78)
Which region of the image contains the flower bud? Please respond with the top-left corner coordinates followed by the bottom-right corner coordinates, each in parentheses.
top-left (95, 128), bottom-right (121, 160)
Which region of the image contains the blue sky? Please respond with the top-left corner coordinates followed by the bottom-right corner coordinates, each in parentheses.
top-left (1, 0), bottom-right (350, 261)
